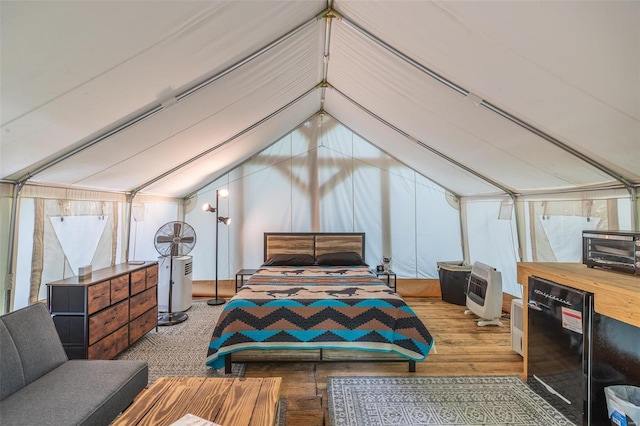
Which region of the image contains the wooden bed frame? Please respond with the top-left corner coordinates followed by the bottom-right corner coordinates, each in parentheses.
top-left (225, 232), bottom-right (417, 372)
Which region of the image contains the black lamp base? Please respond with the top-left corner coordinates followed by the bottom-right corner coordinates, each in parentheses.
top-left (157, 312), bottom-right (188, 326)
top-left (207, 298), bottom-right (226, 306)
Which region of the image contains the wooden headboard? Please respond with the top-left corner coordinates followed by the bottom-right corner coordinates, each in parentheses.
top-left (263, 232), bottom-right (365, 261)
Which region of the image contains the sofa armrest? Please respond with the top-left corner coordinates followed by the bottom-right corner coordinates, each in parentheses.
top-left (0, 303), bottom-right (68, 396)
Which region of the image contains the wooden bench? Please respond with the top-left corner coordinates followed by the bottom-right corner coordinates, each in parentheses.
top-left (112, 377), bottom-right (282, 426)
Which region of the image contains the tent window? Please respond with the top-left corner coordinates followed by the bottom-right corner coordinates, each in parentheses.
top-left (14, 198), bottom-right (121, 309)
top-left (525, 198), bottom-right (630, 263)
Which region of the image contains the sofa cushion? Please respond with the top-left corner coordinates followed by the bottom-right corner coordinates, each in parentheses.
top-left (0, 360), bottom-right (148, 426)
top-left (0, 303), bottom-right (68, 387)
top-left (0, 321), bottom-right (26, 400)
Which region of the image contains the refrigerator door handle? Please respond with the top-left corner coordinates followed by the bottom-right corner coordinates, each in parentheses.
top-left (532, 375), bottom-right (572, 405)
top-left (527, 300), bottom-right (543, 311)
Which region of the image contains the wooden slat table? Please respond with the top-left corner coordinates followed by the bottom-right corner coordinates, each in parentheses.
top-left (112, 377), bottom-right (282, 426)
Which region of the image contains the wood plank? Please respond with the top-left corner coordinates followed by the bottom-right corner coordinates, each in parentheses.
top-left (112, 377), bottom-right (282, 426)
top-left (88, 299), bottom-right (128, 344)
top-left (129, 306), bottom-right (158, 343)
top-left (266, 235), bottom-right (315, 259)
top-left (110, 275), bottom-right (130, 304)
top-left (215, 378), bottom-right (263, 426)
top-left (88, 324), bottom-right (128, 359)
top-left (181, 377), bottom-right (236, 422)
top-left (146, 264), bottom-right (159, 288)
top-left (315, 234), bottom-right (363, 257)
top-left (87, 280), bottom-right (110, 314)
top-left (232, 348), bottom-right (321, 362)
top-left (288, 409), bottom-right (325, 426)
top-left (136, 377), bottom-right (210, 426)
top-left (112, 378), bottom-right (184, 425)
top-left (129, 286), bottom-right (157, 320)
top-left (250, 377), bottom-right (282, 426)
top-left (131, 269), bottom-right (147, 295)
top-left (47, 261), bottom-right (157, 286)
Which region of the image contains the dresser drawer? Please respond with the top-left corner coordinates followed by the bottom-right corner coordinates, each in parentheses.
top-left (130, 307), bottom-right (157, 343)
top-left (130, 286), bottom-right (157, 320)
top-left (48, 262), bottom-right (159, 360)
top-left (89, 300), bottom-right (129, 345)
top-left (88, 281), bottom-right (110, 314)
top-left (88, 325), bottom-right (128, 360)
top-left (131, 269), bottom-right (146, 295)
top-left (146, 264), bottom-right (158, 288)
top-left (111, 275), bottom-right (129, 303)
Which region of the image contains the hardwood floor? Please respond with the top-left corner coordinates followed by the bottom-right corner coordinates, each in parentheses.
top-left (242, 298), bottom-right (524, 426)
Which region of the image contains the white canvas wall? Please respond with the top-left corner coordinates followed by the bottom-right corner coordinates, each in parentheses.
top-left (186, 115), bottom-right (463, 282)
top-left (128, 200), bottom-right (180, 263)
top-left (463, 198), bottom-right (521, 297)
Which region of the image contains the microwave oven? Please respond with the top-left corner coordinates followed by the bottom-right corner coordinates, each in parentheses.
top-left (582, 230), bottom-right (640, 275)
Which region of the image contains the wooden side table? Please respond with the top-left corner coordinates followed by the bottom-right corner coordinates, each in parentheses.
top-left (373, 270), bottom-right (397, 291)
top-left (112, 377), bottom-right (281, 426)
top-left (235, 268), bottom-right (258, 292)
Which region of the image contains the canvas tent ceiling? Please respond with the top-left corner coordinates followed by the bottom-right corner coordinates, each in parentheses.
top-left (1, 1), bottom-right (638, 199)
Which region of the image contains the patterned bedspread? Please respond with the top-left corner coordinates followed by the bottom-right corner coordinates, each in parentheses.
top-left (206, 266), bottom-right (434, 369)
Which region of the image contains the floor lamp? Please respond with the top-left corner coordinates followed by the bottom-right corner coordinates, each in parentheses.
top-left (203, 189), bottom-right (230, 306)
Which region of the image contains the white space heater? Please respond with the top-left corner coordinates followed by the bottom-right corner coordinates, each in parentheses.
top-left (510, 298), bottom-right (524, 356)
top-left (464, 262), bottom-right (503, 326)
top-left (158, 255), bottom-right (193, 313)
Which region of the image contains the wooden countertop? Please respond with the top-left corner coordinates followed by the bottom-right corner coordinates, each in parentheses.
top-left (46, 261), bottom-right (157, 286)
top-left (517, 262), bottom-right (639, 378)
top-left (517, 262), bottom-right (640, 328)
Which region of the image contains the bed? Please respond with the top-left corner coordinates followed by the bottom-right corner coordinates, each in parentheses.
top-left (206, 232), bottom-right (434, 372)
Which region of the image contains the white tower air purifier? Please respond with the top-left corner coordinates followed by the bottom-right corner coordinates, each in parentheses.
top-left (158, 255), bottom-right (193, 313)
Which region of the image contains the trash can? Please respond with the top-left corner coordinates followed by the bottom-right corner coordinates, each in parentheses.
top-left (605, 385), bottom-right (640, 426)
top-left (436, 261), bottom-right (471, 306)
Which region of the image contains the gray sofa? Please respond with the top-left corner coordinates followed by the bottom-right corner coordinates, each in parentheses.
top-left (0, 302), bottom-right (148, 425)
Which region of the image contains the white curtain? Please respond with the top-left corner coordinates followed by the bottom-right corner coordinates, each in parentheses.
top-left (463, 197), bottom-right (521, 297)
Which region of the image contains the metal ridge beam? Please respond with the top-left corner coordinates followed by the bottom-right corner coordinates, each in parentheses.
top-left (139, 86), bottom-right (319, 198)
top-left (330, 86), bottom-right (517, 197)
top-left (15, 11), bottom-right (325, 187)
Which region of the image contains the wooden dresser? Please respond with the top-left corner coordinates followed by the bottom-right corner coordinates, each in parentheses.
top-left (46, 261), bottom-right (158, 360)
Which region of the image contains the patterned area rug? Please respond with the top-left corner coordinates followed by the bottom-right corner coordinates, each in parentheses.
top-left (116, 301), bottom-right (245, 385)
top-left (327, 376), bottom-right (576, 426)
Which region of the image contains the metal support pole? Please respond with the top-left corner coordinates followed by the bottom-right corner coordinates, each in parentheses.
top-left (208, 189), bottom-right (226, 306)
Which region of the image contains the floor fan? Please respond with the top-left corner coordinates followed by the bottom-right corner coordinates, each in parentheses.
top-left (154, 221), bottom-right (196, 326)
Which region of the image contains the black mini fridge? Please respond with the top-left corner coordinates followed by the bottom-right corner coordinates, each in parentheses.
top-left (528, 276), bottom-right (640, 426)
top-left (527, 276), bottom-right (593, 425)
